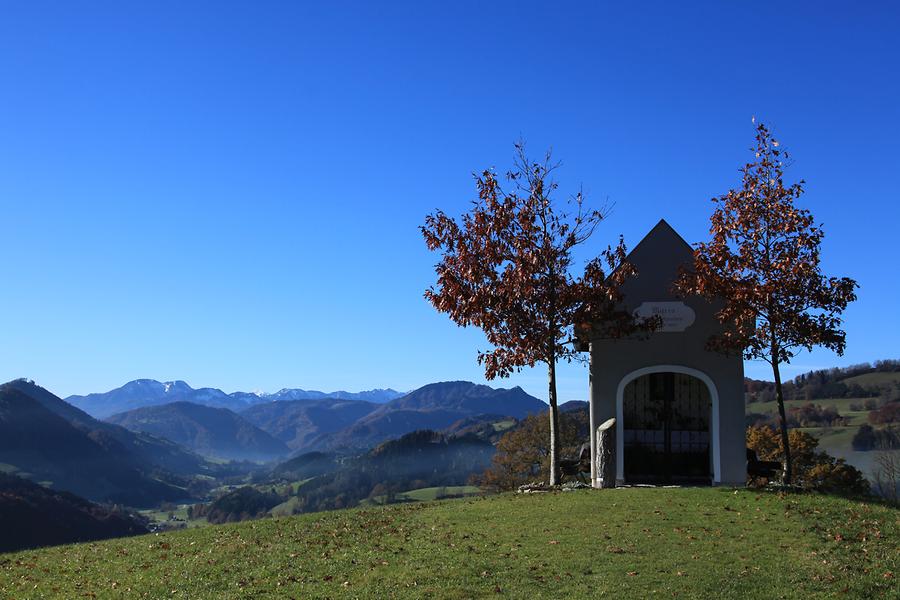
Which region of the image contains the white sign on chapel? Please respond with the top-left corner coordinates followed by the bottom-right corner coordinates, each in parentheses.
top-left (633, 301), bottom-right (696, 332)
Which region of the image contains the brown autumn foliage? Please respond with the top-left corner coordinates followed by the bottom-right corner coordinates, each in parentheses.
top-left (474, 409), bottom-right (590, 491)
top-left (421, 143), bottom-right (651, 484)
top-left (746, 425), bottom-right (868, 496)
top-left (868, 401), bottom-right (900, 425)
top-left (676, 121), bottom-right (858, 485)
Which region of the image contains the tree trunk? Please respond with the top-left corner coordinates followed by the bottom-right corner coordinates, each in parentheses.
top-left (596, 417), bottom-right (616, 488)
top-left (772, 357), bottom-right (793, 485)
top-left (547, 357), bottom-right (561, 486)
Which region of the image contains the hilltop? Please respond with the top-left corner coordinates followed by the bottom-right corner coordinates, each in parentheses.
top-left (744, 360), bottom-right (900, 404)
top-left (1, 488), bottom-right (896, 598)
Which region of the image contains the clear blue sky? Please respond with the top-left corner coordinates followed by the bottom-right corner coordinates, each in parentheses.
top-left (1, 2), bottom-right (898, 401)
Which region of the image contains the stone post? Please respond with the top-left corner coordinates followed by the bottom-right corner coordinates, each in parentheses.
top-left (596, 418), bottom-right (616, 489)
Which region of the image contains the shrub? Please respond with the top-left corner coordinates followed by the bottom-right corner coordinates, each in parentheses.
top-left (868, 401), bottom-right (900, 425)
top-left (871, 451), bottom-right (899, 505)
top-left (852, 424), bottom-right (900, 451)
top-left (746, 425), bottom-right (869, 496)
top-left (786, 403), bottom-right (848, 427)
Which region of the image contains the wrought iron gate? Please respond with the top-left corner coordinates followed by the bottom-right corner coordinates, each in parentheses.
top-left (622, 372), bottom-right (711, 484)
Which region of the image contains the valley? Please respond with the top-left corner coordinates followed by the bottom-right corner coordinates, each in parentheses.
top-left (1, 361), bottom-right (898, 554)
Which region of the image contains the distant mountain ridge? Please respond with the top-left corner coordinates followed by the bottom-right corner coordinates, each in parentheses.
top-left (66, 379), bottom-right (404, 418)
top-left (106, 402), bottom-right (290, 461)
top-left (240, 398), bottom-right (380, 451)
top-left (11, 377), bottom-right (545, 473)
top-left (93, 380), bottom-right (546, 456)
top-left (0, 379), bottom-right (199, 506)
top-left (296, 381), bottom-right (548, 452)
top-left (265, 388), bottom-right (403, 403)
top-left (3, 379), bottom-right (208, 477)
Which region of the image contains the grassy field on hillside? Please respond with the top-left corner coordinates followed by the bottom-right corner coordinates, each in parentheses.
top-left (1, 488), bottom-right (897, 599)
top-left (746, 397), bottom-right (874, 416)
top-left (842, 372), bottom-right (900, 387)
top-left (363, 485), bottom-right (483, 506)
top-left (401, 485), bottom-right (481, 501)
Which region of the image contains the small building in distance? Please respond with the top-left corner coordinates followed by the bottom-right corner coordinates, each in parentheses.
top-left (584, 220), bottom-right (746, 487)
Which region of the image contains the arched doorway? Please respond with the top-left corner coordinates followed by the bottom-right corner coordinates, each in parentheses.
top-left (620, 371), bottom-right (713, 484)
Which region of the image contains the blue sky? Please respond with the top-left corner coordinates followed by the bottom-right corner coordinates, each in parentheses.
top-left (1, 2), bottom-right (898, 401)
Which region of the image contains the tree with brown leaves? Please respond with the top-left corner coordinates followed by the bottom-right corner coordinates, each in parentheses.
top-left (474, 409), bottom-right (588, 491)
top-left (422, 144), bottom-right (646, 485)
top-left (676, 122), bottom-right (858, 485)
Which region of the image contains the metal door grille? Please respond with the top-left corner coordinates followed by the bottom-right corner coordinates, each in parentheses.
top-left (623, 372), bottom-right (711, 484)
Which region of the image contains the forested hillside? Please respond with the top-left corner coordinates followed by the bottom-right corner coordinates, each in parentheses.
top-left (0, 473), bottom-right (147, 553)
top-left (745, 360), bottom-right (900, 404)
top-left (0, 382), bottom-right (187, 506)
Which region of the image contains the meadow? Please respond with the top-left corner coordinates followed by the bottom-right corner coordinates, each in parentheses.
top-left (2, 487), bottom-right (897, 599)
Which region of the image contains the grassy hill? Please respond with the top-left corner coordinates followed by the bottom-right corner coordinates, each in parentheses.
top-left (1, 488), bottom-right (896, 598)
top-left (841, 371), bottom-right (900, 387)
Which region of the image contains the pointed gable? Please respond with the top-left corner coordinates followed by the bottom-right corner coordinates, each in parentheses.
top-left (615, 219), bottom-right (695, 308)
top-left (627, 219), bottom-right (693, 268)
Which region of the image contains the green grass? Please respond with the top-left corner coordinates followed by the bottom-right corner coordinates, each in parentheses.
top-left (362, 485), bottom-right (483, 506)
top-left (400, 485), bottom-right (482, 502)
top-left (2, 488), bottom-right (897, 598)
top-left (288, 477), bottom-right (314, 493)
top-left (269, 496), bottom-right (303, 517)
top-left (798, 425), bottom-right (858, 447)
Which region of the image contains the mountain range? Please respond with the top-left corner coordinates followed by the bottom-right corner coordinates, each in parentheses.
top-left (102, 381), bottom-right (547, 455)
top-left (240, 398), bottom-right (380, 450)
top-left (66, 380), bottom-right (405, 418)
top-left (106, 402), bottom-right (290, 461)
top-left (1, 377), bottom-right (548, 510)
top-left (314, 381), bottom-right (547, 451)
top-left (0, 379), bottom-right (204, 506)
